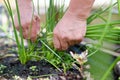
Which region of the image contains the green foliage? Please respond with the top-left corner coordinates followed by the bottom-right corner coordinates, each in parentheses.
top-left (117, 0), bottom-right (120, 15)
top-left (0, 64), bottom-right (7, 74)
top-left (46, 0), bottom-right (65, 32)
top-left (87, 2), bottom-right (117, 24)
top-left (29, 66), bottom-right (38, 72)
top-left (87, 48), bottom-right (114, 80)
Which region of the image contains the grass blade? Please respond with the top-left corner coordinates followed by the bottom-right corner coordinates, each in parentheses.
top-left (3, 0), bottom-right (20, 49)
top-left (117, 0), bottom-right (120, 15)
top-left (101, 57), bottom-right (120, 80)
top-left (40, 40), bottom-right (62, 60)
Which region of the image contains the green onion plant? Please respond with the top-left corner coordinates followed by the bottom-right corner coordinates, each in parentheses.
top-left (117, 0), bottom-right (120, 15)
top-left (4, 0), bottom-right (42, 65)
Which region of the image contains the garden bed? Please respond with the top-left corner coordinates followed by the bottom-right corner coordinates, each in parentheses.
top-left (0, 40), bottom-right (83, 80)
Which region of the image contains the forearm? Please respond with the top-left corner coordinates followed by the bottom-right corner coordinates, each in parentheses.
top-left (68, 0), bottom-right (95, 19)
top-left (17, 0), bottom-right (33, 12)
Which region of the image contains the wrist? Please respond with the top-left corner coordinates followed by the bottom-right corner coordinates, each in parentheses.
top-left (18, 0), bottom-right (32, 10)
top-left (65, 10), bottom-right (86, 21)
top-left (67, 0), bottom-right (95, 20)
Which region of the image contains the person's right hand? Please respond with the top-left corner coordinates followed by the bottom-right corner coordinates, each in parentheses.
top-left (14, 4), bottom-right (40, 42)
top-left (53, 11), bottom-right (86, 50)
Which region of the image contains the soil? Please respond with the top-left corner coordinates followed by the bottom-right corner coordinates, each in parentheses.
top-left (0, 60), bottom-right (83, 80)
top-left (0, 38), bottom-right (83, 80)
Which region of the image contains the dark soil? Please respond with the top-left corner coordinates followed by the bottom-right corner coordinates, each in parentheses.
top-left (0, 41), bottom-right (83, 80)
top-left (0, 60), bottom-right (83, 80)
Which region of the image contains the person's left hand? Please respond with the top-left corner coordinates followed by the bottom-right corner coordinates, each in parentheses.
top-left (53, 12), bottom-right (86, 50)
top-left (14, 0), bottom-right (40, 42)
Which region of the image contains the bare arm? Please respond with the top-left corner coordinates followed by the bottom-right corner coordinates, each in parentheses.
top-left (17, 0), bottom-right (32, 12)
top-left (68, 0), bottom-right (95, 19)
top-left (16, 0), bottom-right (33, 26)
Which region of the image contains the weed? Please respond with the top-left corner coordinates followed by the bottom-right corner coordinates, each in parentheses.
top-left (0, 64), bottom-right (6, 74)
top-left (29, 66), bottom-right (38, 72)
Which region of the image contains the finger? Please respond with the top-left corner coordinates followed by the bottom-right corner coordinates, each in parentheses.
top-left (66, 34), bottom-right (75, 46)
top-left (31, 19), bottom-right (41, 42)
top-left (68, 38), bottom-right (76, 46)
top-left (35, 17), bottom-right (40, 34)
top-left (23, 30), bottom-right (27, 39)
top-left (72, 37), bottom-right (82, 45)
top-left (34, 15), bottom-right (40, 22)
top-left (75, 33), bottom-right (83, 43)
top-left (53, 35), bottom-right (61, 50)
top-left (59, 39), bottom-right (69, 50)
top-left (36, 23), bottom-right (40, 34)
top-left (30, 25), bottom-right (37, 42)
top-left (24, 25), bottom-right (29, 30)
top-left (30, 34), bottom-right (37, 42)
top-left (31, 35), bottom-right (37, 42)
top-left (24, 30), bottom-right (32, 40)
top-left (68, 32), bottom-right (82, 46)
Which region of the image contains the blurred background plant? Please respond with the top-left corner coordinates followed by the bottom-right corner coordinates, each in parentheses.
top-left (0, 0), bottom-right (120, 80)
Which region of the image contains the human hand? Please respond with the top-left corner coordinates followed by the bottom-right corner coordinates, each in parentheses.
top-left (53, 12), bottom-right (86, 50)
top-left (14, 12), bottom-right (40, 42)
top-left (14, 0), bottom-right (40, 42)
